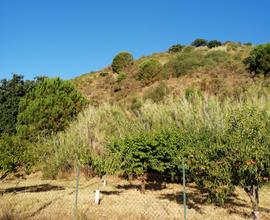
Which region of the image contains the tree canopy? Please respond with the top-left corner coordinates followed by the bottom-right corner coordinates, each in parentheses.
top-left (17, 77), bottom-right (88, 140)
top-left (244, 43), bottom-right (270, 77)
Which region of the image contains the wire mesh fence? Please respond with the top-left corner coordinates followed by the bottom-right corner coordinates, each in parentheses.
top-left (0, 166), bottom-right (188, 220)
top-left (1, 168), bottom-right (270, 220)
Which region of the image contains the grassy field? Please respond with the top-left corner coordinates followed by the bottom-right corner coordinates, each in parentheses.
top-left (0, 173), bottom-right (269, 220)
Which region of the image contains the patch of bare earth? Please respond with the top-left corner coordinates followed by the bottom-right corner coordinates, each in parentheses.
top-left (0, 173), bottom-right (269, 220)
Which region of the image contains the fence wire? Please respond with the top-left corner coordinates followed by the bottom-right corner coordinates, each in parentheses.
top-left (0, 167), bottom-right (187, 220)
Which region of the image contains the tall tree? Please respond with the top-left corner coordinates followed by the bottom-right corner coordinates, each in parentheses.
top-left (17, 77), bottom-right (88, 140)
top-left (0, 74), bottom-right (25, 135)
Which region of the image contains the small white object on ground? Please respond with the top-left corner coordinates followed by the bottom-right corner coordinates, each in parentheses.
top-left (95, 189), bottom-right (100, 205)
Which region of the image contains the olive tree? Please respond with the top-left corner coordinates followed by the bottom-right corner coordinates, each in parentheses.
top-left (244, 43), bottom-right (270, 77)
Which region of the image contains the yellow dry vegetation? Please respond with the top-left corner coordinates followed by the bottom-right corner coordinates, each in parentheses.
top-left (0, 173), bottom-right (269, 220)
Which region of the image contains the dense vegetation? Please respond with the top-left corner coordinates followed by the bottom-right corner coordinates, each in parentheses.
top-left (0, 75), bottom-right (43, 135)
top-left (17, 77), bottom-right (87, 140)
top-left (0, 77), bottom-right (87, 175)
top-left (244, 43), bottom-right (270, 77)
top-left (111, 52), bottom-right (134, 73)
top-left (1, 40), bottom-right (270, 219)
top-left (137, 59), bottom-right (162, 83)
top-left (42, 91), bottom-right (270, 219)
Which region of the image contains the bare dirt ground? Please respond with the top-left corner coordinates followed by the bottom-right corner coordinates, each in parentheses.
top-left (0, 172), bottom-right (269, 220)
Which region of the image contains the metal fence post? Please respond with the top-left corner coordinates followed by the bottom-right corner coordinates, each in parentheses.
top-left (73, 162), bottom-right (80, 220)
top-left (182, 158), bottom-right (187, 220)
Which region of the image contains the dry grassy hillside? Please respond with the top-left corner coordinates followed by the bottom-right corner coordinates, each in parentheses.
top-left (72, 44), bottom-right (257, 106)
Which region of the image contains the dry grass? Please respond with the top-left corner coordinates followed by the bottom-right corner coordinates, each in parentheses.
top-left (0, 173), bottom-right (269, 220)
top-left (70, 45), bottom-right (255, 106)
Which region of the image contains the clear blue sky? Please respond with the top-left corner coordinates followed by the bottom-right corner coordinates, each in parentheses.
top-left (1, 0), bottom-right (269, 80)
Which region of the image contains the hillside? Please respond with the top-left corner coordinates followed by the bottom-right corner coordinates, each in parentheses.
top-left (72, 42), bottom-right (256, 106)
top-left (1, 41), bottom-right (270, 220)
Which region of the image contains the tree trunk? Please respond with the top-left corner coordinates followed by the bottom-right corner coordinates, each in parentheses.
top-left (128, 173), bottom-right (134, 185)
top-left (245, 186), bottom-right (260, 220)
top-left (141, 174), bottom-right (146, 194)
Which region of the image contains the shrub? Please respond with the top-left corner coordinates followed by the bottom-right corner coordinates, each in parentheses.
top-left (191, 38), bottom-right (208, 47)
top-left (243, 43), bottom-right (270, 77)
top-left (116, 72), bottom-right (127, 82)
top-left (204, 50), bottom-right (230, 64)
top-left (168, 44), bottom-right (184, 53)
top-left (129, 96), bottom-right (143, 113)
top-left (112, 52), bottom-right (133, 73)
top-left (166, 51), bottom-right (204, 77)
top-left (107, 128), bottom-right (184, 192)
top-left (143, 82), bottom-right (170, 102)
top-left (17, 78), bottom-right (88, 140)
top-left (207, 40), bottom-right (222, 48)
top-left (100, 72), bottom-right (109, 77)
top-left (138, 59), bottom-right (162, 82)
top-left (183, 46), bottom-right (195, 53)
top-left (0, 135), bottom-right (34, 174)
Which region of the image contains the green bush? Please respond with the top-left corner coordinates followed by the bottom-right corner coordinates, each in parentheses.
top-left (129, 96), bottom-right (143, 113)
top-left (207, 40), bottom-right (222, 48)
top-left (138, 59), bottom-right (162, 82)
top-left (107, 127), bottom-right (185, 188)
top-left (191, 38), bottom-right (208, 47)
top-left (116, 72), bottom-right (127, 82)
top-left (0, 135), bottom-right (34, 174)
top-left (244, 43), bottom-right (270, 77)
top-left (143, 82), bottom-right (170, 102)
top-left (112, 52), bottom-right (133, 73)
top-left (100, 72), bottom-right (109, 77)
top-left (204, 50), bottom-right (230, 64)
top-left (183, 46), bottom-right (195, 53)
top-left (166, 51), bottom-right (204, 77)
top-left (17, 78), bottom-right (88, 140)
top-left (168, 44), bottom-right (184, 53)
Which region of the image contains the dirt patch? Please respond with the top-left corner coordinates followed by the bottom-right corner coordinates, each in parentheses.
top-left (0, 174), bottom-right (269, 220)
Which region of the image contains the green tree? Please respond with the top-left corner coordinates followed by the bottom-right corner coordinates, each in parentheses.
top-left (226, 107), bottom-right (270, 220)
top-left (207, 40), bottom-right (222, 48)
top-left (138, 59), bottom-right (162, 83)
top-left (17, 77), bottom-right (88, 140)
top-left (0, 135), bottom-right (34, 175)
top-left (189, 106), bottom-right (270, 219)
top-left (107, 128), bottom-right (184, 192)
top-left (244, 43), bottom-right (270, 77)
top-left (112, 52), bottom-right (133, 73)
top-left (0, 74), bottom-right (26, 135)
top-left (191, 38), bottom-right (208, 47)
top-left (0, 74), bottom-right (47, 136)
top-left (168, 44), bottom-right (184, 53)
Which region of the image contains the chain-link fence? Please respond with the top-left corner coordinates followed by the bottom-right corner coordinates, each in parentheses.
top-left (1, 167), bottom-right (270, 220)
top-left (0, 165), bottom-right (188, 220)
